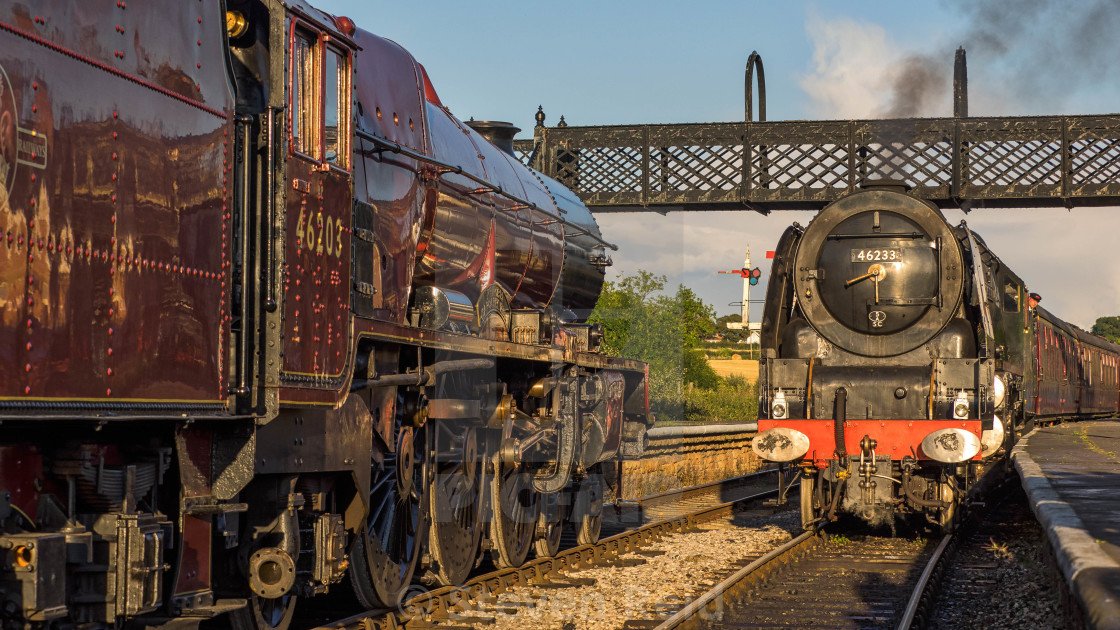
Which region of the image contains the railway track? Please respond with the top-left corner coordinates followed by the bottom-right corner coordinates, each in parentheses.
top-left (651, 473), bottom-right (1027, 630)
top-left (308, 468), bottom-right (790, 630)
top-left (649, 530), bottom-right (950, 629)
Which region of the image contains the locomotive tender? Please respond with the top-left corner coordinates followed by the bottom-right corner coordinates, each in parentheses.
top-left (0, 1), bottom-right (651, 628)
top-left (753, 185), bottom-right (1120, 531)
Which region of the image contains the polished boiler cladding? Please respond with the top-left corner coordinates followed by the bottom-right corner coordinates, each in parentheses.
top-left (753, 187), bottom-right (1120, 531)
top-left (0, 2), bottom-right (650, 629)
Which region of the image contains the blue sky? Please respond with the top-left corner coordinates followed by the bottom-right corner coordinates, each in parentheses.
top-left (314, 0), bottom-right (1120, 329)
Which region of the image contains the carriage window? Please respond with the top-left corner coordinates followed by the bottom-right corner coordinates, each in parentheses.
top-left (324, 46), bottom-right (349, 168)
top-left (1003, 281), bottom-right (1020, 313)
top-left (292, 32), bottom-right (318, 158)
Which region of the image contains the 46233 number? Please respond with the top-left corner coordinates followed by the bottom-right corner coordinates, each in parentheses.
top-left (850, 248), bottom-right (902, 262)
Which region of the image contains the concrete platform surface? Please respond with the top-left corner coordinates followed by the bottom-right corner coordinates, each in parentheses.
top-left (1013, 420), bottom-right (1120, 630)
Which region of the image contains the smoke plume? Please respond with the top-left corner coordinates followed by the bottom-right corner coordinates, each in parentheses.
top-left (949, 0), bottom-right (1120, 113)
top-left (803, 0), bottom-right (1120, 119)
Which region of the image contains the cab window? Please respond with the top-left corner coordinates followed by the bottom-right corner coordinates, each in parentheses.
top-left (1002, 281), bottom-right (1020, 313)
top-left (324, 46), bottom-right (348, 167)
top-left (290, 24), bottom-right (350, 170)
top-left (292, 31), bottom-right (318, 158)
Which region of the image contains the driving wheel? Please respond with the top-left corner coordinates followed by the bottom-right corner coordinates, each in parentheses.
top-left (350, 407), bottom-right (428, 609)
top-left (532, 490), bottom-right (564, 558)
top-left (573, 471), bottom-right (604, 546)
top-left (489, 454), bottom-right (540, 568)
top-left (427, 423), bottom-right (483, 586)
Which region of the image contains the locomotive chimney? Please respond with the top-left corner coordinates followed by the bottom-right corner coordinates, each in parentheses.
top-left (465, 120), bottom-right (521, 156)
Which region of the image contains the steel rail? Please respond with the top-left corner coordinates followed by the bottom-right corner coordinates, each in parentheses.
top-left (652, 530), bottom-right (819, 630)
top-left (896, 470), bottom-right (1018, 629)
top-left (314, 472), bottom-right (784, 630)
top-left (650, 529), bottom-right (952, 630)
top-left (649, 472), bottom-right (1014, 629)
top-left (897, 533), bottom-right (953, 630)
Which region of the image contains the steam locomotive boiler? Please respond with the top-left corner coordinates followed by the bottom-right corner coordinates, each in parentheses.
top-left (0, 1), bottom-right (650, 628)
top-left (752, 186), bottom-right (1120, 532)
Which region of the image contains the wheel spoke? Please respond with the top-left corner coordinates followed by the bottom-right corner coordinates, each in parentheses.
top-left (349, 393), bottom-right (427, 609)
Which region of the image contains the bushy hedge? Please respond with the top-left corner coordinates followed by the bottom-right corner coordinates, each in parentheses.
top-left (683, 376), bottom-right (758, 424)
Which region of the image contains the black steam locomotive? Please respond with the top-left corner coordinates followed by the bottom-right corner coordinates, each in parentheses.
top-left (753, 185), bottom-right (1120, 531)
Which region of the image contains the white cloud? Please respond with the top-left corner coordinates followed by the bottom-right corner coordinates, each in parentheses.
top-left (596, 210), bottom-right (817, 320)
top-left (945, 208), bottom-right (1120, 330)
top-left (799, 14), bottom-right (897, 119)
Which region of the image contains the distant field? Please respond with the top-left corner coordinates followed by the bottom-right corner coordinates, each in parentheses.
top-left (707, 358), bottom-right (759, 382)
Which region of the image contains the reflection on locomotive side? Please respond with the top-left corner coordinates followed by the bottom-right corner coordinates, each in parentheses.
top-left (0, 2), bottom-right (651, 629)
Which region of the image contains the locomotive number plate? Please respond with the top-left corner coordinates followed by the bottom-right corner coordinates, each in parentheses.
top-left (851, 248), bottom-right (902, 262)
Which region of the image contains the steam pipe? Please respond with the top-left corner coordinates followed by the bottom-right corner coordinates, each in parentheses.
top-left (350, 358), bottom-right (495, 391)
top-left (834, 387), bottom-right (848, 459)
top-left (902, 470), bottom-right (951, 509)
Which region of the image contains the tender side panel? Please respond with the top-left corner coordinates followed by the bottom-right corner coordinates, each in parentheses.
top-left (0, 1), bottom-right (234, 405)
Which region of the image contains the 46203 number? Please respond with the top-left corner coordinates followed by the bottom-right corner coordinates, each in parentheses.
top-left (297, 208), bottom-right (344, 258)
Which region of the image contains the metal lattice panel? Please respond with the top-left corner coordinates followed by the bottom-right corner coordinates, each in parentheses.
top-left (513, 143), bottom-right (535, 167)
top-left (519, 114), bottom-right (1120, 211)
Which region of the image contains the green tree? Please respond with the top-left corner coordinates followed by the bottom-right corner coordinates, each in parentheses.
top-left (589, 272), bottom-right (722, 420)
top-left (715, 313), bottom-right (748, 343)
top-left (1091, 316), bottom-right (1120, 343)
top-left (671, 285), bottom-right (717, 347)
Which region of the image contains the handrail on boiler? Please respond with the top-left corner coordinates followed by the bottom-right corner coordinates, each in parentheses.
top-left (355, 128), bottom-right (619, 251)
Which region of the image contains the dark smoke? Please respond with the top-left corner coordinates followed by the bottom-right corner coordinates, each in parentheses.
top-left (881, 54), bottom-right (949, 118)
top-left (878, 0), bottom-right (1120, 117)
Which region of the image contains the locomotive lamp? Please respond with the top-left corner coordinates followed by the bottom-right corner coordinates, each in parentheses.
top-left (771, 390), bottom-right (788, 419)
top-left (992, 374), bottom-right (1007, 409)
top-left (952, 391), bottom-right (970, 419)
top-left (981, 415), bottom-right (1006, 457)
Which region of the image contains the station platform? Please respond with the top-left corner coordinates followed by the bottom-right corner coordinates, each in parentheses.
top-left (1013, 420), bottom-right (1120, 630)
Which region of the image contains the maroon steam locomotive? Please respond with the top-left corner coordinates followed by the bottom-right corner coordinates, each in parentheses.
top-left (752, 187), bottom-right (1120, 532)
top-left (0, 2), bottom-right (651, 628)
